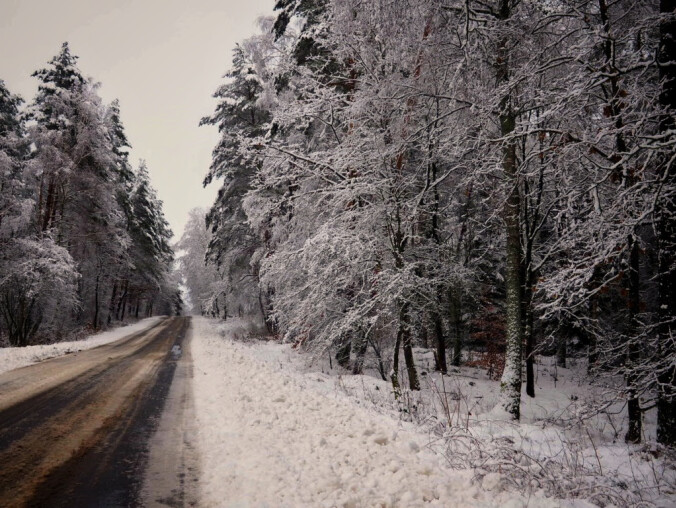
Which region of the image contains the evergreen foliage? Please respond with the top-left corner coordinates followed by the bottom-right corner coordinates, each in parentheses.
top-left (0, 43), bottom-right (179, 345)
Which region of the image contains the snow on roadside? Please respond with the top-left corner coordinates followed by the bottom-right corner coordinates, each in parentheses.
top-left (191, 316), bottom-right (579, 508)
top-left (238, 341), bottom-right (676, 507)
top-left (0, 317), bottom-right (163, 376)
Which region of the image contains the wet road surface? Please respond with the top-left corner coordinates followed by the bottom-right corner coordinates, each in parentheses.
top-left (0, 316), bottom-right (195, 507)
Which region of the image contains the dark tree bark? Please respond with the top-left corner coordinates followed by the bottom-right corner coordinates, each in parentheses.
top-left (524, 283), bottom-right (536, 396)
top-left (420, 317), bottom-right (429, 349)
top-left (434, 308), bottom-right (447, 374)
top-left (92, 273), bottom-right (100, 330)
top-left (400, 302), bottom-right (420, 391)
top-left (370, 339), bottom-right (387, 381)
top-left (427, 156), bottom-right (448, 375)
top-left (449, 287), bottom-right (462, 367)
top-left (119, 291), bottom-right (127, 321)
top-left (391, 318), bottom-right (402, 398)
top-left (625, 235), bottom-right (642, 443)
top-left (107, 281), bottom-right (117, 326)
top-left (335, 332), bottom-right (352, 369)
top-left (352, 324), bottom-right (369, 375)
top-left (116, 280), bottom-right (128, 321)
top-left (41, 177), bottom-right (56, 231)
top-left (522, 157), bottom-right (544, 398)
top-left (656, 0), bottom-right (676, 446)
top-left (594, 0), bottom-right (643, 443)
top-left (588, 295), bottom-right (599, 374)
top-left (556, 336), bottom-right (567, 369)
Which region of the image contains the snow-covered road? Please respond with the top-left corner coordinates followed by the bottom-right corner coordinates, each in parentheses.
top-left (0, 317), bottom-right (191, 506)
top-left (191, 317), bottom-right (564, 508)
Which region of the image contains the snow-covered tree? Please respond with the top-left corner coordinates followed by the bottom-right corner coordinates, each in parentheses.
top-left (122, 160), bottom-right (174, 319)
top-left (200, 0), bottom-right (676, 441)
top-left (0, 237), bottom-right (78, 346)
top-left (201, 22), bottom-right (284, 325)
top-left (1, 43), bottom-right (178, 344)
top-left (177, 208), bottom-right (224, 316)
top-left (0, 79), bottom-right (30, 239)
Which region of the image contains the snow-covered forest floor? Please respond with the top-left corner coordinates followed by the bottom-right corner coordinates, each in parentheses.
top-left (193, 317), bottom-right (676, 508)
top-left (0, 317), bottom-right (162, 376)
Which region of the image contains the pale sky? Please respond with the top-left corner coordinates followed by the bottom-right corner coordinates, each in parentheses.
top-left (0, 0), bottom-right (274, 239)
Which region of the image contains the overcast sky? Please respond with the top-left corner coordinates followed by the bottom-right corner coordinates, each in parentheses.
top-left (0, 0), bottom-right (273, 239)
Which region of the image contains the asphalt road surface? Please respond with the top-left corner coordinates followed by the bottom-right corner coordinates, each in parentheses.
top-left (0, 316), bottom-right (198, 508)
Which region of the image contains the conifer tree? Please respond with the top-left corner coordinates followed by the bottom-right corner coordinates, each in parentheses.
top-left (201, 42), bottom-right (272, 321)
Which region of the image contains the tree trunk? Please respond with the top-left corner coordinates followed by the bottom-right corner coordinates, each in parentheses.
top-left (624, 235), bottom-right (642, 444)
top-left (449, 287), bottom-right (462, 367)
top-left (119, 292), bottom-right (127, 321)
top-left (107, 282), bottom-right (117, 326)
top-left (352, 324), bottom-right (369, 375)
top-left (92, 273), bottom-right (100, 330)
top-left (524, 283), bottom-right (535, 397)
top-left (391, 320), bottom-right (402, 399)
top-left (370, 339), bottom-right (387, 381)
top-left (595, 0), bottom-right (643, 441)
top-left (116, 280), bottom-right (128, 321)
top-left (434, 310), bottom-right (447, 374)
top-left (335, 332), bottom-right (352, 369)
top-left (556, 336), bottom-right (567, 369)
top-left (500, 136), bottom-right (524, 419)
top-left (42, 177), bottom-right (56, 231)
top-left (496, 0), bottom-right (523, 420)
top-left (420, 317), bottom-right (429, 349)
top-left (656, 0), bottom-right (676, 448)
top-left (428, 159), bottom-right (448, 374)
top-left (588, 295), bottom-right (599, 374)
top-left (400, 302), bottom-right (420, 391)
top-left (258, 288), bottom-right (275, 334)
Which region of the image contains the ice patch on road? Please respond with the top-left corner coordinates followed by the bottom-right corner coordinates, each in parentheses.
top-left (191, 317), bottom-right (569, 507)
top-left (0, 317), bottom-right (163, 376)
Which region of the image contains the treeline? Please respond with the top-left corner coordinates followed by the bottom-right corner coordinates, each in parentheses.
top-left (0, 43), bottom-right (180, 347)
top-left (180, 1), bottom-right (675, 445)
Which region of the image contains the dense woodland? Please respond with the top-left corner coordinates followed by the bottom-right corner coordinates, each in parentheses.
top-left (0, 43), bottom-right (180, 347)
top-left (178, 0), bottom-right (676, 447)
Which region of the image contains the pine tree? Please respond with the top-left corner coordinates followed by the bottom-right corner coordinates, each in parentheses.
top-left (126, 160), bottom-right (174, 317)
top-left (201, 42), bottom-right (272, 321)
top-left (0, 78), bottom-right (79, 344)
top-left (0, 80), bottom-right (29, 238)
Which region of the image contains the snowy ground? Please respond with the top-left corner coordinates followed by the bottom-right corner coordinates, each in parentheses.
top-left (0, 317), bottom-right (163, 376)
top-left (228, 340), bottom-right (676, 507)
top-left (191, 316), bottom-right (601, 508)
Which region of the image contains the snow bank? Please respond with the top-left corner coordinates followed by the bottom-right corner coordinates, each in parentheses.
top-left (191, 317), bottom-right (573, 507)
top-left (0, 317), bottom-right (163, 376)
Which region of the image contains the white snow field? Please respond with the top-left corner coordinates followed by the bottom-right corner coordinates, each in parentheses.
top-left (0, 316), bottom-right (163, 376)
top-left (191, 316), bottom-right (592, 508)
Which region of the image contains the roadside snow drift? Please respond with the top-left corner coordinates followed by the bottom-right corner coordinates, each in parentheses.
top-left (191, 317), bottom-right (571, 508)
top-left (0, 317), bottom-right (163, 376)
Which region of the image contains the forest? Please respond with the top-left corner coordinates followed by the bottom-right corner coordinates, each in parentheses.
top-left (178, 0), bottom-right (676, 451)
top-left (0, 43), bottom-right (180, 348)
top-left (0, 0), bottom-right (674, 504)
